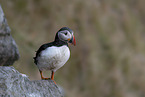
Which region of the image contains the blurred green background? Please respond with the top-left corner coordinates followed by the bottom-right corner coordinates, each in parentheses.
top-left (1, 0), bottom-right (145, 97)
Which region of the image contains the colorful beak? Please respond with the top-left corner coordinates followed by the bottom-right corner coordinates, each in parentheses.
top-left (69, 35), bottom-right (76, 46)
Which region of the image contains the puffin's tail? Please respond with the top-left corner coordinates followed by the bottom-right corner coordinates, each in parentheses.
top-left (33, 57), bottom-right (37, 65)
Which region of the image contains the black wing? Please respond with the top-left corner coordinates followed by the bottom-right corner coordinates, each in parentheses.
top-left (33, 42), bottom-right (54, 65)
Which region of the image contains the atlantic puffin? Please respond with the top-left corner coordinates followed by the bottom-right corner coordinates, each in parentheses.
top-left (34, 27), bottom-right (76, 84)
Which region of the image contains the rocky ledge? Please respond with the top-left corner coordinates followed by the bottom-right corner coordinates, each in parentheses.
top-left (0, 66), bottom-right (63, 97)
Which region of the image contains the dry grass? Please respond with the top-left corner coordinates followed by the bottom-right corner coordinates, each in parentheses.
top-left (1, 0), bottom-right (145, 97)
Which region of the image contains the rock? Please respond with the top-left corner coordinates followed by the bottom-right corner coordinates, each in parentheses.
top-left (0, 66), bottom-right (64, 97)
top-left (0, 5), bottom-right (19, 66)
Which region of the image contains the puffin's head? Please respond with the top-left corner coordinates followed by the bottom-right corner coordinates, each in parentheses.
top-left (56, 27), bottom-right (76, 46)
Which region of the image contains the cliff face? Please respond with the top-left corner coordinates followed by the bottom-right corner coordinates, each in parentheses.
top-left (0, 66), bottom-right (63, 97)
top-left (0, 5), bottom-right (19, 66)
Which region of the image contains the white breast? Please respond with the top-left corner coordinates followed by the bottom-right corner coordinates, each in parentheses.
top-left (37, 45), bottom-right (70, 72)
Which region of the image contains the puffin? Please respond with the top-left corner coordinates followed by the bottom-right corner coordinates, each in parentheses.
top-left (34, 27), bottom-right (76, 84)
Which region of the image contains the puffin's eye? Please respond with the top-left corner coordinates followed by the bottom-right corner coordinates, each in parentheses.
top-left (64, 32), bottom-right (67, 35)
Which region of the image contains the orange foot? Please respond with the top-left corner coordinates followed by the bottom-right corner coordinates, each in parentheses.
top-left (51, 71), bottom-right (56, 84)
top-left (42, 77), bottom-right (49, 80)
top-left (52, 80), bottom-right (56, 84)
top-left (39, 70), bottom-right (49, 80)
top-left (39, 70), bottom-right (56, 84)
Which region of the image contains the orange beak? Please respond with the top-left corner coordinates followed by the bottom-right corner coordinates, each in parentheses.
top-left (69, 35), bottom-right (76, 46)
top-left (72, 35), bottom-right (76, 46)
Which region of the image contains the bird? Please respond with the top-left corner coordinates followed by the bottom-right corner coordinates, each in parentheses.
top-left (34, 27), bottom-right (76, 84)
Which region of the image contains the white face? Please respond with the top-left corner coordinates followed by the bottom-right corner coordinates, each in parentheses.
top-left (58, 30), bottom-right (72, 42)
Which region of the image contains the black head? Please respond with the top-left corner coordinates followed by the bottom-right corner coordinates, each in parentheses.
top-left (55, 27), bottom-right (76, 46)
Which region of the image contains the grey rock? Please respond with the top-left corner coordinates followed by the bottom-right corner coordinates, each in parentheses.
top-left (0, 4), bottom-right (19, 66)
top-left (0, 66), bottom-right (64, 97)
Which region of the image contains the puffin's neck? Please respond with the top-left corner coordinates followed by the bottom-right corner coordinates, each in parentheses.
top-left (54, 33), bottom-right (68, 46)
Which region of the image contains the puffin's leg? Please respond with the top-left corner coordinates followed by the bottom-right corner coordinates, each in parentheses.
top-left (51, 71), bottom-right (54, 80)
top-left (39, 70), bottom-right (49, 80)
top-left (51, 71), bottom-right (56, 84)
